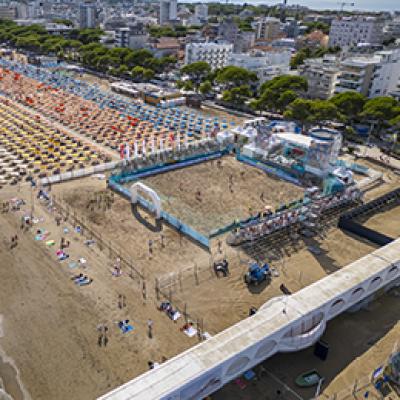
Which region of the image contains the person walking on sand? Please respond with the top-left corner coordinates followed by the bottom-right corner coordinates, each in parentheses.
top-left (217, 239), bottom-right (222, 254)
top-left (148, 240), bottom-right (153, 257)
top-left (103, 326), bottom-right (109, 347)
top-left (118, 294), bottom-right (126, 309)
top-left (147, 319), bottom-right (153, 339)
top-left (97, 324), bottom-right (109, 347)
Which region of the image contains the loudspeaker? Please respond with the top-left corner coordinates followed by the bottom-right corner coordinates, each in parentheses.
top-left (314, 340), bottom-right (329, 361)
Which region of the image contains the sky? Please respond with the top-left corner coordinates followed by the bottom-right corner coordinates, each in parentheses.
top-left (185, 0), bottom-right (399, 12)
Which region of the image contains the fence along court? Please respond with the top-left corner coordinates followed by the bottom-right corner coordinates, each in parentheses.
top-left (51, 195), bottom-right (145, 286)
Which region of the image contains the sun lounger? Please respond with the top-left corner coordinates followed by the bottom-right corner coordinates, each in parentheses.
top-left (184, 326), bottom-right (197, 337)
top-left (171, 311), bottom-right (181, 321)
top-left (77, 278), bottom-right (92, 286)
top-left (202, 332), bottom-right (212, 340)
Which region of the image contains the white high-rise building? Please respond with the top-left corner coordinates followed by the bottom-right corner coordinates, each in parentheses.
top-left (227, 50), bottom-right (291, 85)
top-left (369, 49), bottom-right (400, 98)
top-left (334, 48), bottom-right (400, 98)
top-left (328, 16), bottom-right (384, 48)
top-left (159, 0), bottom-right (177, 25)
top-left (79, 1), bottom-right (97, 29)
top-left (184, 42), bottom-right (233, 70)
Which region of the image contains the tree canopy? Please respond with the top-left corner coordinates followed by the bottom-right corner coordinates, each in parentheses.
top-left (283, 98), bottom-right (313, 128)
top-left (180, 61), bottom-right (211, 91)
top-left (216, 66), bottom-right (258, 89)
top-left (330, 92), bottom-right (366, 123)
top-left (0, 19), bottom-right (177, 81)
top-left (252, 75), bottom-right (308, 113)
top-left (304, 21), bottom-right (330, 35)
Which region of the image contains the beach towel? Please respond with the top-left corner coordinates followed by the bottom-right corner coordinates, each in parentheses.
top-left (35, 230), bottom-right (50, 241)
top-left (46, 240), bottom-right (55, 246)
top-left (68, 262), bottom-right (78, 269)
top-left (120, 324), bottom-right (134, 334)
top-left (184, 326), bottom-right (197, 337)
top-left (58, 253), bottom-right (69, 261)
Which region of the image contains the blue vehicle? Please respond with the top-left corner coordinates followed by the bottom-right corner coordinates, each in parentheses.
top-left (244, 262), bottom-right (271, 285)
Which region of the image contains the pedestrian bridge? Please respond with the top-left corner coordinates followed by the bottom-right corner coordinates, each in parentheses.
top-left (98, 239), bottom-right (400, 400)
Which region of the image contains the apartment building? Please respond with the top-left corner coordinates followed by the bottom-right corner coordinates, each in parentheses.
top-left (184, 42), bottom-right (233, 70)
top-left (79, 1), bottom-right (97, 29)
top-left (328, 16), bottom-right (384, 48)
top-left (226, 49), bottom-right (291, 84)
top-left (255, 17), bottom-right (281, 41)
top-left (299, 55), bottom-right (340, 99)
top-left (159, 0), bottom-right (177, 25)
top-left (334, 48), bottom-right (400, 98)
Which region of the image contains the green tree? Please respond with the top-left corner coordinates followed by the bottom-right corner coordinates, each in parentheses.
top-left (52, 19), bottom-right (74, 27)
top-left (131, 66), bottom-right (155, 81)
top-left (290, 48), bottom-right (311, 69)
top-left (131, 65), bottom-right (146, 81)
top-left (124, 48), bottom-right (153, 68)
top-left (304, 21), bottom-right (330, 34)
top-left (222, 85), bottom-right (252, 106)
top-left (277, 90), bottom-right (298, 111)
top-left (216, 66), bottom-right (258, 89)
top-left (360, 97), bottom-right (399, 135)
top-left (143, 68), bottom-right (155, 81)
top-left (181, 61), bottom-right (211, 91)
top-left (330, 92), bottom-right (366, 124)
top-left (309, 100), bottom-right (340, 125)
top-left (284, 98), bottom-right (314, 129)
top-left (182, 80), bottom-right (194, 91)
top-left (256, 75), bottom-right (308, 113)
top-left (15, 35), bottom-right (41, 51)
top-left (116, 64), bottom-right (128, 76)
top-left (199, 80), bottom-right (212, 95)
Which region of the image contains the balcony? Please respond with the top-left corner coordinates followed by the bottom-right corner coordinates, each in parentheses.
top-left (334, 86), bottom-right (360, 94)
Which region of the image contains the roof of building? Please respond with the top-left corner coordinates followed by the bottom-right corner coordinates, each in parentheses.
top-left (155, 37), bottom-right (180, 49)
